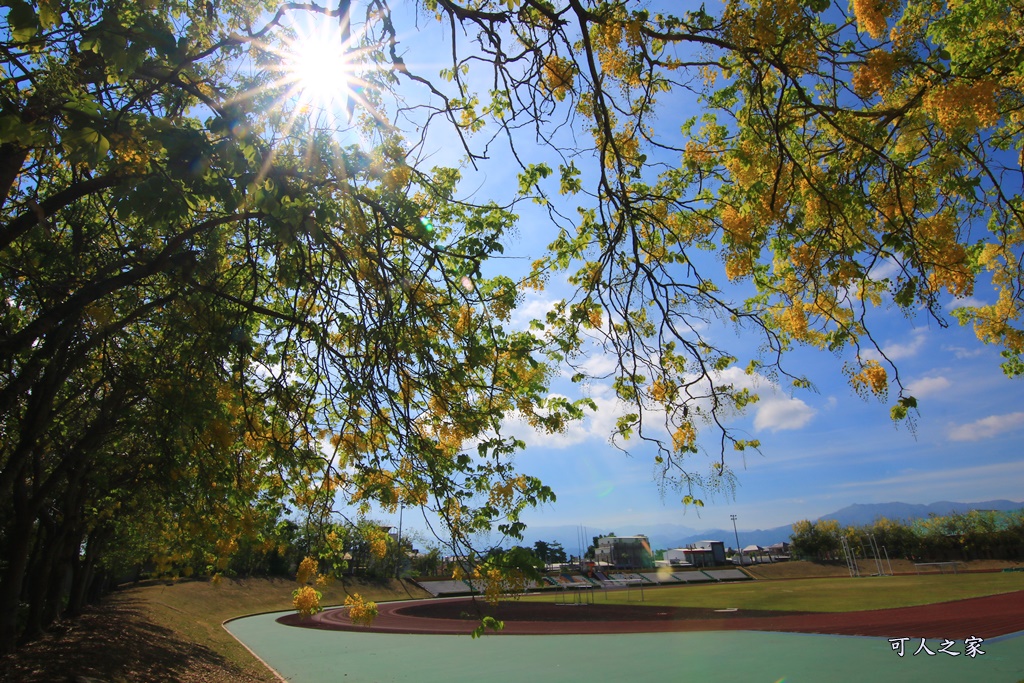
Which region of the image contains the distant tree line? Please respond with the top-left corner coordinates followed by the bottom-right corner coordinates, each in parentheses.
top-left (790, 510), bottom-right (1024, 562)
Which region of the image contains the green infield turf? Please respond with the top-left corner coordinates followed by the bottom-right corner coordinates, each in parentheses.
top-left (524, 573), bottom-right (1024, 612)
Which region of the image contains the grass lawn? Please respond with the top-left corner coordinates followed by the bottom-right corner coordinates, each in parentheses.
top-left (524, 573), bottom-right (1024, 612)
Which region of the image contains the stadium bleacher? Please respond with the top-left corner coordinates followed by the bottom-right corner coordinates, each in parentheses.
top-left (415, 579), bottom-right (477, 597)
top-left (702, 568), bottom-right (751, 582)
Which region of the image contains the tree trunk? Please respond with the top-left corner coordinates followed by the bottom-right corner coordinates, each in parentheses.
top-left (21, 515), bottom-right (57, 642)
top-left (0, 480), bottom-right (35, 654)
top-left (68, 530), bottom-right (104, 616)
top-left (0, 143), bottom-right (27, 210)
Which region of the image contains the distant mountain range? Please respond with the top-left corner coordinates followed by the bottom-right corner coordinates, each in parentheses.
top-left (517, 500), bottom-right (1024, 553)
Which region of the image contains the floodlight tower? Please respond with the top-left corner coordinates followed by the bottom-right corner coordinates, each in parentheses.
top-left (731, 514), bottom-right (742, 561)
top-left (395, 504), bottom-right (404, 579)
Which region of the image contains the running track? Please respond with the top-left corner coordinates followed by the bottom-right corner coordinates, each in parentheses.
top-left (278, 589), bottom-right (1024, 640)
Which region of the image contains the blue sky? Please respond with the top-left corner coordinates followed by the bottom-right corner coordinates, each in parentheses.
top-left (474, 212), bottom-right (1024, 535)
top-left (301, 2), bottom-right (1024, 542)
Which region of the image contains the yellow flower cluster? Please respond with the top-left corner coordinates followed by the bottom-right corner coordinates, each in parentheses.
top-left (852, 50), bottom-right (897, 98)
top-left (367, 530), bottom-right (389, 559)
top-left (852, 0), bottom-right (899, 39)
top-left (488, 475), bottom-right (529, 508)
top-left (541, 55), bottom-right (575, 102)
top-left (607, 126), bottom-right (643, 170)
top-left (648, 378), bottom-right (669, 403)
top-left (779, 300), bottom-right (809, 340)
top-left (970, 290), bottom-right (1024, 354)
top-left (683, 140), bottom-right (715, 168)
top-left (292, 585), bottom-right (322, 617)
top-left (722, 0), bottom-right (816, 71)
top-left (725, 251), bottom-right (753, 281)
top-left (475, 567), bottom-right (530, 605)
top-left (624, 19), bottom-right (643, 47)
top-left (589, 14), bottom-right (647, 88)
top-left (925, 80), bottom-right (1001, 134)
top-left (672, 421), bottom-right (697, 453)
top-left (916, 212), bottom-right (971, 297)
top-left (351, 468), bottom-right (399, 510)
top-left (789, 244), bottom-right (817, 274)
top-left (345, 593), bottom-right (379, 627)
top-left (721, 206), bottom-right (753, 246)
top-left (296, 556), bottom-right (318, 584)
top-left (108, 131), bottom-right (151, 174)
top-left (455, 304), bottom-right (472, 336)
top-left (849, 360), bottom-right (888, 400)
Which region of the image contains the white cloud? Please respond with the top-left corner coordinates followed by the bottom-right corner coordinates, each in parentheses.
top-left (510, 293), bottom-right (560, 332)
top-left (862, 330), bottom-right (927, 362)
top-left (834, 460), bottom-right (1024, 491)
top-left (868, 258), bottom-right (901, 281)
top-left (753, 396), bottom-right (816, 432)
top-left (507, 361), bottom-right (819, 453)
top-left (715, 366), bottom-right (817, 433)
top-left (502, 384), bottom-right (628, 450)
top-left (574, 351), bottom-right (618, 379)
top-left (946, 296), bottom-right (989, 311)
top-left (904, 375), bottom-right (951, 398)
top-left (948, 412), bottom-right (1024, 442)
top-left (883, 330), bottom-right (928, 361)
top-left (943, 345), bottom-right (986, 360)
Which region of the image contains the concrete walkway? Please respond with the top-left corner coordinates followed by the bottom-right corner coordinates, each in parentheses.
top-left (226, 608), bottom-right (1024, 683)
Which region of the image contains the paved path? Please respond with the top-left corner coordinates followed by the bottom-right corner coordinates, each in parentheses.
top-left (226, 612), bottom-right (1024, 683)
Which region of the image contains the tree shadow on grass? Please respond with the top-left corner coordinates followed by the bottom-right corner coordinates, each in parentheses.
top-left (0, 596), bottom-right (243, 683)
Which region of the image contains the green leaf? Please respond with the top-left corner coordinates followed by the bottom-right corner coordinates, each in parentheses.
top-left (5, 0), bottom-right (39, 42)
top-left (38, 0), bottom-right (61, 28)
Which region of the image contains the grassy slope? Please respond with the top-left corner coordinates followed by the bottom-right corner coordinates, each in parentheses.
top-left (132, 576), bottom-right (431, 680)
top-left (526, 572), bottom-right (1024, 612)
top-left (0, 576), bottom-right (430, 683)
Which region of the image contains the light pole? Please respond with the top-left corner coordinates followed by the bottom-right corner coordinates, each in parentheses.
top-left (395, 504), bottom-right (404, 579)
top-left (731, 515), bottom-right (742, 563)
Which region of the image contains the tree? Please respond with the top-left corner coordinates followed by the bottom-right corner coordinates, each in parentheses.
top-left (532, 540), bottom-right (567, 564)
top-left (790, 519), bottom-right (841, 560)
top-left (4, 0), bottom-right (1024, 652)
top-left (0, 0), bottom-right (579, 651)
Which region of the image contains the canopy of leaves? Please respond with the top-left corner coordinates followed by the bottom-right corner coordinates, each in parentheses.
top-left (0, 0), bottom-right (575, 651)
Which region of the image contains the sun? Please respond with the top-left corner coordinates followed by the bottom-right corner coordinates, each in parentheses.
top-left (278, 18), bottom-right (361, 117)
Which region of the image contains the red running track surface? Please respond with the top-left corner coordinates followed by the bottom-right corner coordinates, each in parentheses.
top-left (277, 590), bottom-right (1024, 640)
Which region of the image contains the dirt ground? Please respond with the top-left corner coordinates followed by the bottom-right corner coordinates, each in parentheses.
top-left (0, 595), bottom-right (253, 683)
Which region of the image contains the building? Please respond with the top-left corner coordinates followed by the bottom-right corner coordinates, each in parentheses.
top-left (664, 547), bottom-right (711, 567)
top-left (691, 540), bottom-right (726, 564)
top-left (664, 540), bottom-right (726, 568)
top-left (593, 535), bottom-right (654, 569)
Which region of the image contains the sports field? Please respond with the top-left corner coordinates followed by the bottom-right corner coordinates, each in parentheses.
top-left (523, 573), bottom-right (1024, 612)
top-left (226, 572), bottom-right (1024, 682)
